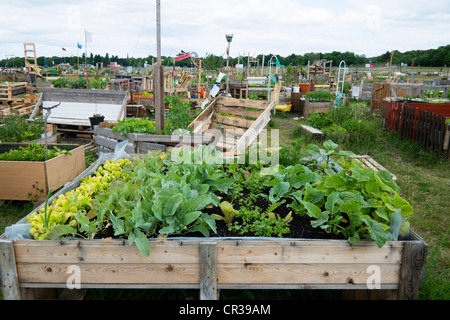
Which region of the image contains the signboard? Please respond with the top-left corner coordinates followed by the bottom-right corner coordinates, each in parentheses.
top-left (173, 52), bottom-right (191, 62)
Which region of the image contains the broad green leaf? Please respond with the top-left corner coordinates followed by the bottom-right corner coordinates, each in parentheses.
top-left (163, 193), bottom-right (183, 217)
top-left (338, 201), bottom-right (360, 214)
top-left (129, 229), bottom-right (151, 256)
top-left (375, 207), bottom-right (390, 221)
top-left (323, 140), bottom-right (338, 151)
top-left (365, 181), bottom-right (380, 194)
top-left (348, 232), bottom-right (360, 244)
top-left (109, 213), bottom-right (126, 235)
top-left (269, 181), bottom-right (290, 203)
top-left (325, 192), bottom-right (340, 214)
top-left (305, 143), bottom-right (321, 156)
top-left (46, 225), bottom-right (77, 239)
top-left (159, 224), bottom-right (175, 234)
top-left (300, 200), bottom-right (322, 218)
top-left (311, 211), bottom-right (329, 228)
top-left (201, 213), bottom-right (217, 234)
top-left (363, 217), bottom-right (388, 248)
top-left (338, 150), bottom-right (358, 158)
top-left (183, 211), bottom-right (202, 226)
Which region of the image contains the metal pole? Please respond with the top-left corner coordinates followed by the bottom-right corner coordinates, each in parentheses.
top-left (155, 0), bottom-right (164, 131)
top-left (225, 41), bottom-right (231, 95)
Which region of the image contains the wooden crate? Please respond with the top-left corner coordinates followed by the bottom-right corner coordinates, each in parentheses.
top-left (302, 99), bottom-right (333, 118)
top-left (189, 95), bottom-right (274, 153)
top-left (0, 144), bottom-right (85, 201)
top-left (0, 82), bottom-right (27, 101)
top-left (0, 232), bottom-right (427, 300)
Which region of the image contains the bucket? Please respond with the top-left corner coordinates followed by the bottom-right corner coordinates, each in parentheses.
top-left (293, 86), bottom-right (300, 93)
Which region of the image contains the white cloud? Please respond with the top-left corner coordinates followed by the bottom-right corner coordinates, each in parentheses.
top-left (0, 0), bottom-right (449, 61)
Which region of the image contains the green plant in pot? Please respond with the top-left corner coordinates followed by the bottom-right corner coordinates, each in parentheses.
top-left (89, 113), bottom-right (105, 129)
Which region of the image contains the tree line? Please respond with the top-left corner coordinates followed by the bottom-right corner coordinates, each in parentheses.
top-left (1, 45), bottom-right (449, 70)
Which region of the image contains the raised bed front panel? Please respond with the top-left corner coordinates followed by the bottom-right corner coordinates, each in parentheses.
top-left (11, 238), bottom-right (402, 288)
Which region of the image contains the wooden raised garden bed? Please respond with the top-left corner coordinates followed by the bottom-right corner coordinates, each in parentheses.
top-left (0, 151), bottom-right (428, 300)
top-left (0, 143), bottom-right (85, 201)
top-left (0, 231), bottom-right (427, 300)
top-left (302, 99), bottom-right (333, 118)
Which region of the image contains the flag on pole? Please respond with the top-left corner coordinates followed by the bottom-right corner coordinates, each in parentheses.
top-left (85, 31), bottom-right (93, 43)
top-left (62, 47), bottom-right (67, 51)
top-left (77, 42), bottom-right (82, 49)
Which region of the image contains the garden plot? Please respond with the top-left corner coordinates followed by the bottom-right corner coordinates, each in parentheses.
top-left (0, 141), bottom-right (427, 300)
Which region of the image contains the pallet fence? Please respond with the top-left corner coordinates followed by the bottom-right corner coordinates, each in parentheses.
top-left (382, 100), bottom-right (450, 159)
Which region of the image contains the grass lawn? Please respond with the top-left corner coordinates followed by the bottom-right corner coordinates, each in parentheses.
top-left (0, 110), bottom-right (448, 300)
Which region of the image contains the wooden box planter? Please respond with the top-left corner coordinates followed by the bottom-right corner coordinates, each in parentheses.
top-left (303, 99), bottom-right (333, 118)
top-left (0, 144), bottom-right (85, 201)
top-left (0, 154), bottom-right (428, 300)
top-left (0, 232), bottom-right (427, 300)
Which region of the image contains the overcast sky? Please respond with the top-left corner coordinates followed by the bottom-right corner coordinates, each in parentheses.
top-left (1, 0), bottom-right (449, 61)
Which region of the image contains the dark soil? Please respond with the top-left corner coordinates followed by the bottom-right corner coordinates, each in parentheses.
top-left (201, 191), bottom-right (345, 240)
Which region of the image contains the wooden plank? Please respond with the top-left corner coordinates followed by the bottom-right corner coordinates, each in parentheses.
top-left (0, 240), bottom-right (22, 300)
top-left (132, 133), bottom-right (212, 145)
top-left (199, 242), bottom-right (218, 300)
top-left (217, 263), bottom-right (400, 285)
top-left (0, 160), bottom-right (46, 200)
top-left (188, 95), bottom-right (220, 131)
top-left (217, 96), bottom-right (271, 110)
top-left (16, 263), bottom-right (200, 285)
top-left (46, 146), bottom-right (85, 192)
top-left (215, 114), bottom-right (255, 129)
top-left (300, 125), bottom-right (324, 137)
top-left (137, 141), bottom-right (166, 153)
top-left (235, 101), bottom-right (274, 152)
top-left (398, 240), bottom-right (428, 300)
top-left (13, 240), bottom-right (201, 264)
top-left (217, 242), bottom-right (403, 264)
top-left (215, 105), bottom-right (261, 119)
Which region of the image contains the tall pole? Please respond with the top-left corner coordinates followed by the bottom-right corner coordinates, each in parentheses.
top-left (225, 34), bottom-right (233, 96)
top-left (155, 0), bottom-right (164, 131)
top-left (226, 42), bottom-right (231, 95)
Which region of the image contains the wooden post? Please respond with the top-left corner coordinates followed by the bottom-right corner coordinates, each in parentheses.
top-left (0, 240), bottom-right (21, 300)
top-left (397, 239), bottom-right (428, 300)
top-left (199, 242), bottom-right (218, 300)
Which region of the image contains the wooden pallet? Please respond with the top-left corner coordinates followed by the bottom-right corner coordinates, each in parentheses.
top-left (189, 95), bottom-right (274, 154)
top-left (0, 82), bottom-right (27, 101)
top-left (355, 155), bottom-right (397, 181)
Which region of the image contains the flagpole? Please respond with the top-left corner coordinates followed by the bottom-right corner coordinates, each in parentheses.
top-left (85, 30), bottom-right (89, 88)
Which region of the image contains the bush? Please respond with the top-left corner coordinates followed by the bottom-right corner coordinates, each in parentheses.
top-left (0, 115), bottom-right (45, 142)
top-left (304, 91), bottom-right (334, 102)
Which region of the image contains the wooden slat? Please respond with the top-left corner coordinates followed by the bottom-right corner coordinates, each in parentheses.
top-left (46, 146), bottom-right (86, 191)
top-left (217, 263), bottom-right (400, 285)
top-left (16, 263), bottom-right (200, 284)
top-left (215, 105), bottom-right (261, 119)
top-left (217, 242), bottom-right (403, 264)
top-left (13, 240), bottom-right (200, 264)
top-left (217, 96), bottom-right (270, 110)
top-left (199, 242), bottom-right (218, 300)
top-left (215, 114), bottom-right (255, 129)
top-left (0, 240), bottom-right (21, 299)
